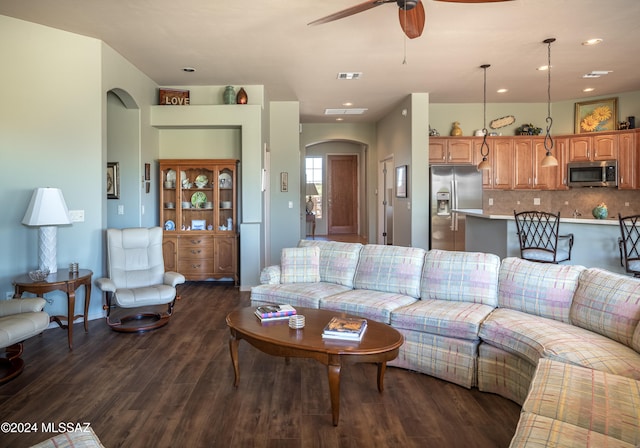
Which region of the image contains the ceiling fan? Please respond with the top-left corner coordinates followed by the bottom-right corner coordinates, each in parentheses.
top-left (308, 0), bottom-right (512, 40)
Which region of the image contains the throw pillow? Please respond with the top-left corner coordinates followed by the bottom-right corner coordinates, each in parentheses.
top-left (281, 246), bottom-right (320, 284)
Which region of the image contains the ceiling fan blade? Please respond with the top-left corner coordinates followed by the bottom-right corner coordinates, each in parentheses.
top-left (308, 0), bottom-right (391, 26)
top-left (398, 1), bottom-right (425, 39)
top-left (434, 0), bottom-right (512, 3)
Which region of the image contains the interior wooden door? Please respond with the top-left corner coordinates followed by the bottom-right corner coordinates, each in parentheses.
top-left (327, 154), bottom-right (358, 234)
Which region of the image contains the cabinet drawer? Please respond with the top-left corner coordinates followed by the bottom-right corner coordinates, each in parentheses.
top-left (178, 258), bottom-right (214, 275)
top-left (179, 235), bottom-right (213, 249)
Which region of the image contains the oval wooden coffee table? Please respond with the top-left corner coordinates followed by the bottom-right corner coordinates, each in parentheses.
top-left (226, 307), bottom-right (403, 426)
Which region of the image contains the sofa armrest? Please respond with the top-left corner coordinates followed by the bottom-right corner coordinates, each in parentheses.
top-left (260, 265), bottom-right (281, 284)
top-left (164, 271), bottom-right (186, 287)
top-left (94, 277), bottom-right (116, 293)
top-left (0, 298), bottom-right (46, 317)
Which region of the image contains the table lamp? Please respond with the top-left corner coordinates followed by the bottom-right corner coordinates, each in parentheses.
top-left (22, 187), bottom-right (72, 273)
top-left (306, 183), bottom-right (319, 214)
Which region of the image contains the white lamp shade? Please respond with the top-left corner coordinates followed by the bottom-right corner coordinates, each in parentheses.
top-left (22, 188), bottom-right (71, 226)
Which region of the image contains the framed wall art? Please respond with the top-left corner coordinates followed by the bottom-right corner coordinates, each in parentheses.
top-left (107, 162), bottom-right (120, 199)
top-left (395, 165), bottom-right (408, 198)
top-left (574, 97), bottom-right (618, 134)
top-left (280, 172), bottom-right (288, 192)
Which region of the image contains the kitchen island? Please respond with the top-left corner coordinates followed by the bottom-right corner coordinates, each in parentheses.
top-left (457, 209), bottom-right (625, 274)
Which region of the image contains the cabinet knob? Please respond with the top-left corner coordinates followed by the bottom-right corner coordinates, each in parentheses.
top-left (190, 249), bottom-right (201, 254)
top-left (191, 264), bottom-right (201, 269)
top-left (191, 239), bottom-right (201, 244)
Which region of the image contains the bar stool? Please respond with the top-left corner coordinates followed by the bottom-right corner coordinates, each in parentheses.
top-left (514, 210), bottom-right (574, 263)
top-left (618, 213), bottom-right (640, 277)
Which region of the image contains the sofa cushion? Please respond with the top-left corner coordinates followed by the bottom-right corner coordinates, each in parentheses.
top-left (298, 240), bottom-right (362, 287)
top-left (251, 282), bottom-right (352, 309)
top-left (498, 257), bottom-right (585, 323)
top-left (320, 289), bottom-right (418, 324)
top-left (391, 300), bottom-right (495, 341)
top-left (421, 249), bottom-right (500, 307)
top-left (479, 308), bottom-right (640, 379)
top-left (353, 244), bottom-right (425, 298)
top-left (519, 359), bottom-right (640, 447)
top-left (570, 268), bottom-right (640, 349)
top-left (280, 246), bottom-right (320, 284)
top-left (509, 412), bottom-right (637, 448)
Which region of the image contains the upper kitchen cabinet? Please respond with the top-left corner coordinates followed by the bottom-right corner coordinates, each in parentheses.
top-left (429, 137), bottom-right (475, 164)
top-left (618, 130), bottom-right (637, 189)
top-left (568, 133), bottom-right (617, 162)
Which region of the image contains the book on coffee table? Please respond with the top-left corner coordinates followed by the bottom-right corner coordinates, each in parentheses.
top-left (322, 316), bottom-right (368, 341)
top-left (254, 304), bottom-right (297, 321)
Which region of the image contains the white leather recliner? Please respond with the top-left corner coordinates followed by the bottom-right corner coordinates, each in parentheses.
top-left (0, 297), bottom-right (49, 383)
top-left (95, 227), bottom-right (185, 332)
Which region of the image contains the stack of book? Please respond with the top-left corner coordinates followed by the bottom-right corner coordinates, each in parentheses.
top-left (322, 316), bottom-right (368, 341)
top-left (254, 304), bottom-right (297, 322)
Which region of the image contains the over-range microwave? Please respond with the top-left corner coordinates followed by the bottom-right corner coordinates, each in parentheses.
top-left (567, 160), bottom-right (617, 187)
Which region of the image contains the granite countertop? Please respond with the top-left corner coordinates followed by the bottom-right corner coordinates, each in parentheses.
top-left (453, 209), bottom-right (619, 226)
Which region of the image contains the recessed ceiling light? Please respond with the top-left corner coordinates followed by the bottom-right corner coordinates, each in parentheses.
top-left (336, 118), bottom-right (344, 121)
top-left (537, 65), bottom-right (551, 71)
top-left (182, 67), bottom-right (196, 72)
top-left (343, 102), bottom-right (353, 106)
top-left (582, 38), bottom-right (603, 46)
top-left (497, 88), bottom-right (508, 94)
top-left (583, 87), bottom-right (595, 92)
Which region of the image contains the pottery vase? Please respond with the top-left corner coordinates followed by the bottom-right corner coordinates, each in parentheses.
top-left (450, 121), bottom-right (462, 136)
top-left (592, 203), bottom-right (608, 219)
top-left (236, 87), bottom-right (248, 105)
top-left (223, 86), bottom-right (236, 104)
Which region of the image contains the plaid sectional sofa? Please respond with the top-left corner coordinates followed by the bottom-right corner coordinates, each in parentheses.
top-left (251, 240), bottom-right (640, 446)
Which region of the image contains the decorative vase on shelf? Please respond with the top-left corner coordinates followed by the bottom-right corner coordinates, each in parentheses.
top-left (223, 86), bottom-right (236, 104)
top-left (592, 202), bottom-right (608, 219)
top-left (450, 121), bottom-right (462, 136)
top-left (236, 87), bottom-right (248, 104)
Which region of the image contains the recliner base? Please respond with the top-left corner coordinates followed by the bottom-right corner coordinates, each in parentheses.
top-left (0, 343), bottom-right (25, 384)
top-left (106, 312), bottom-right (170, 333)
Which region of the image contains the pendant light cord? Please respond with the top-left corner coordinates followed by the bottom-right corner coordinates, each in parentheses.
top-left (544, 38), bottom-right (556, 153)
top-left (480, 64), bottom-right (490, 159)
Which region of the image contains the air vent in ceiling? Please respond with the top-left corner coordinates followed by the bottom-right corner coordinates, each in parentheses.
top-left (582, 70), bottom-right (612, 78)
top-left (325, 108), bottom-right (368, 115)
top-left (337, 72), bottom-right (362, 80)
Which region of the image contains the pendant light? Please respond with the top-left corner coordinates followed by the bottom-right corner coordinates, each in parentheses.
top-left (541, 38), bottom-right (559, 167)
top-left (477, 64), bottom-right (492, 171)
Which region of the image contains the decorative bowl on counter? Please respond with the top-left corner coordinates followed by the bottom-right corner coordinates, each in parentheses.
top-left (28, 269), bottom-right (50, 282)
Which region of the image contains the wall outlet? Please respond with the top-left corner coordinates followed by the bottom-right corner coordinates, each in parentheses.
top-left (533, 198), bottom-right (541, 205)
top-left (117, 205), bottom-right (124, 215)
top-left (5, 291), bottom-right (13, 299)
top-left (488, 198), bottom-right (493, 206)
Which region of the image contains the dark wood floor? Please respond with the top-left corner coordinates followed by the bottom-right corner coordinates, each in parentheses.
top-left (0, 283), bottom-right (521, 448)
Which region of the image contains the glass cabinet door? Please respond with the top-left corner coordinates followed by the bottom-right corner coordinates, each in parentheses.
top-left (160, 165), bottom-right (178, 231)
top-left (180, 166), bottom-right (214, 231)
top-left (217, 167), bottom-right (235, 232)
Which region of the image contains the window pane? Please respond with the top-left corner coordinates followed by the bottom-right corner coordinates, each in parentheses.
top-left (306, 157), bottom-right (322, 219)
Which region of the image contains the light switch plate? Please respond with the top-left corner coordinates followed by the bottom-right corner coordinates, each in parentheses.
top-left (533, 198), bottom-right (541, 206)
top-left (69, 210), bottom-right (85, 222)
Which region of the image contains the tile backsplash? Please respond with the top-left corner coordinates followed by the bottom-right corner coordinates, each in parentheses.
top-left (483, 189), bottom-right (639, 220)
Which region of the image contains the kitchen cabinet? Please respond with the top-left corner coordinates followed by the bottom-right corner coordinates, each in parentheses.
top-left (477, 138), bottom-right (513, 190)
top-left (568, 133), bottom-right (617, 162)
top-left (429, 137), bottom-right (475, 164)
top-left (513, 138), bottom-right (560, 190)
top-left (159, 159), bottom-right (239, 283)
top-left (618, 131), bottom-right (637, 189)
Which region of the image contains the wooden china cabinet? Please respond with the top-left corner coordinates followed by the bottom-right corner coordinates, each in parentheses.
top-left (159, 159), bottom-right (238, 284)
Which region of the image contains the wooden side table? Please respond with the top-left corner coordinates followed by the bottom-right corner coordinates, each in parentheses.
top-left (13, 269), bottom-right (93, 350)
top-left (306, 213), bottom-right (316, 239)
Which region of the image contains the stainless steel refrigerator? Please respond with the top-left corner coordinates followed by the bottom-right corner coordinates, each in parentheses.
top-left (430, 165), bottom-right (483, 251)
